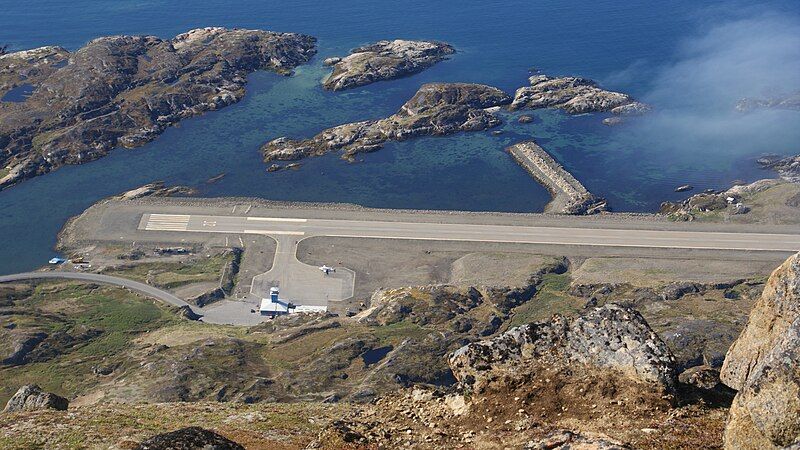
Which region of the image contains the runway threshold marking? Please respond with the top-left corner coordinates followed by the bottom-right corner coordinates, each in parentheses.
top-left (144, 214), bottom-right (190, 231)
top-left (246, 217), bottom-right (308, 223)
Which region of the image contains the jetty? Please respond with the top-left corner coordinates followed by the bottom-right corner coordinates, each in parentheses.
top-left (507, 141), bottom-right (608, 214)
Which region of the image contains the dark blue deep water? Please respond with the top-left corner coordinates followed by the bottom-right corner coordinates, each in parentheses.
top-left (1, 1), bottom-right (799, 274)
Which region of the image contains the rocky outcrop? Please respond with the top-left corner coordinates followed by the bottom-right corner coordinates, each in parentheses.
top-left (262, 83), bottom-right (511, 162)
top-left (721, 252), bottom-right (800, 449)
top-left (659, 178), bottom-right (783, 220)
top-left (735, 91), bottom-right (800, 112)
top-left (3, 385), bottom-right (69, 412)
top-left (135, 426), bottom-right (244, 450)
top-left (510, 74), bottom-right (647, 115)
top-left (322, 39), bottom-right (455, 91)
top-left (722, 253), bottom-right (800, 389)
top-left (449, 304), bottom-right (676, 393)
top-left (0, 27), bottom-right (317, 190)
top-left (115, 182), bottom-right (197, 200)
top-left (2, 331), bottom-right (47, 366)
top-left (758, 154), bottom-right (800, 182)
top-left (506, 141), bottom-right (608, 214)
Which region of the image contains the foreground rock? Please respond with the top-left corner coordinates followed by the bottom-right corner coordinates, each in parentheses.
top-left (525, 430), bottom-right (630, 450)
top-left (722, 252), bottom-right (800, 390)
top-left (510, 74), bottom-right (648, 115)
top-left (135, 426), bottom-right (244, 450)
top-left (449, 304), bottom-right (676, 393)
top-left (0, 27), bottom-right (317, 190)
top-left (262, 82), bottom-right (510, 161)
top-left (721, 252), bottom-right (800, 449)
top-left (322, 39), bottom-right (455, 91)
top-left (3, 385), bottom-right (68, 412)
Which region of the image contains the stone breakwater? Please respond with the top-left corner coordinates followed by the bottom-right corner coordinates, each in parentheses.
top-left (507, 141), bottom-right (608, 214)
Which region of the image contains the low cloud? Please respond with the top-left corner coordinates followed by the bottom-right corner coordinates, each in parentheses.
top-left (623, 12), bottom-right (800, 161)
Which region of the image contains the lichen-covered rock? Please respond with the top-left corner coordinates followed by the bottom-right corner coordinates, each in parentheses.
top-left (721, 252), bottom-right (800, 449)
top-left (678, 365), bottom-right (722, 390)
top-left (721, 252), bottom-right (800, 390)
top-left (323, 39), bottom-right (455, 91)
top-left (449, 304), bottom-right (676, 393)
top-left (262, 82), bottom-right (511, 162)
top-left (510, 74), bottom-right (645, 114)
top-left (135, 426), bottom-right (244, 450)
top-left (0, 27), bottom-right (317, 190)
top-left (525, 430), bottom-right (630, 450)
top-left (3, 385), bottom-right (68, 412)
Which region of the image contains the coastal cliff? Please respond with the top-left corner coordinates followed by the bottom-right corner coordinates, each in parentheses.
top-left (262, 82), bottom-right (510, 161)
top-left (0, 27), bottom-right (317, 190)
top-left (322, 39), bottom-right (455, 91)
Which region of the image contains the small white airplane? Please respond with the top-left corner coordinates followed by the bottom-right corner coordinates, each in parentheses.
top-left (319, 265), bottom-right (336, 275)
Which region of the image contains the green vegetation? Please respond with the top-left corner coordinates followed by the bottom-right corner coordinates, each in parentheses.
top-left (0, 401), bottom-right (346, 450)
top-left (509, 273), bottom-right (583, 327)
top-left (0, 282), bottom-right (179, 404)
top-left (103, 252), bottom-right (231, 289)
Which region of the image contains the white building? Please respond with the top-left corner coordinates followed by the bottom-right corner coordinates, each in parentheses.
top-left (259, 287), bottom-right (328, 317)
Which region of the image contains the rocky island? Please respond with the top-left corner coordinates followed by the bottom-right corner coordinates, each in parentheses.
top-left (322, 39), bottom-right (455, 91)
top-left (510, 74), bottom-right (650, 115)
top-left (0, 27), bottom-right (317, 190)
top-left (735, 91), bottom-right (800, 112)
top-left (262, 82), bottom-right (510, 161)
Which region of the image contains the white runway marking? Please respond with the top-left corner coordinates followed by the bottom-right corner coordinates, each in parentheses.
top-left (246, 217), bottom-right (308, 222)
top-left (243, 229), bottom-right (305, 236)
top-left (144, 214), bottom-right (190, 231)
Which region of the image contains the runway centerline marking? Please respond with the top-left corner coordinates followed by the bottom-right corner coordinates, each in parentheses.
top-left (246, 217), bottom-right (307, 222)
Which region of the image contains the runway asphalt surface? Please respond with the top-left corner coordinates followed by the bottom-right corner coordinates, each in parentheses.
top-left (141, 213), bottom-right (800, 252)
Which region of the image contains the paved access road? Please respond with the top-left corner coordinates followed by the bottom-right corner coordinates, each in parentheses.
top-left (141, 213), bottom-right (800, 252)
top-left (0, 271), bottom-right (192, 309)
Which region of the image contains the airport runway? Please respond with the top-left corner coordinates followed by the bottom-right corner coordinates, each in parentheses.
top-left (140, 213), bottom-right (800, 252)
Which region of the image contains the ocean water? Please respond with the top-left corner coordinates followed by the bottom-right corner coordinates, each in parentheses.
top-left (1, 0), bottom-right (799, 274)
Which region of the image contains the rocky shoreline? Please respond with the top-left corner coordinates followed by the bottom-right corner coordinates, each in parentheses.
top-left (0, 27), bottom-right (317, 190)
top-left (507, 141), bottom-right (608, 214)
top-left (322, 39), bottom-right (455, 91)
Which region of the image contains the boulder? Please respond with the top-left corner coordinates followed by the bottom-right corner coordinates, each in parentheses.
top-left (721, 253), bottom-right (800, 390)
top-left (449, 304), bottom-right (676, 393)
top-left (525, 430), bottom-right (630, 450)
top-left (3, 385), bottom-right (68, 412)
top-left (721, 252), bottom-right (800, 449)
top-left (678, 365), bottom-right (721, 390)
top-left (135, 426), bottom-right (244, 450)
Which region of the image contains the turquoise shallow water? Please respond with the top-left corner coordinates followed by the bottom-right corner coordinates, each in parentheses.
top-left (1, 0), bottom-right (799, 274)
